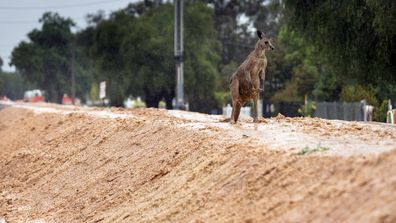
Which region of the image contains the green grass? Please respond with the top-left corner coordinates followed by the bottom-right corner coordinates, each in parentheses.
top-left (296, 144), bottom-right (330, 155)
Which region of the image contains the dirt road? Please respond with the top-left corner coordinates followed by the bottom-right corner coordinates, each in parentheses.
top-left (0, 102), bottom-right (395, 222)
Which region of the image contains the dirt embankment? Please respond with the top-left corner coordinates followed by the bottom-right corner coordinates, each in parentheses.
top-left (0, 103), bottom-right (396, 223)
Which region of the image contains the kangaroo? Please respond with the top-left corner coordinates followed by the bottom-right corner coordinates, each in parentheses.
top-left (229, 30), bottom-right (274, 123)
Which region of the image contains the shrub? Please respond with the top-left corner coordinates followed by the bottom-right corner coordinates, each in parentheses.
top-left (298, 101), bottom-right (316, 117)
top-left (374, 100), bottom-right (388, 122)
top-left (340, 85), bottom-right (378, 106)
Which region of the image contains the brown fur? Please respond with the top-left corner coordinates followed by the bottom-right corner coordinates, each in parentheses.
top-left (229, 30), bottom-right (274, 123)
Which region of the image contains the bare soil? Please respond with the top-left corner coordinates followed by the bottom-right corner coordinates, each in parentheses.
top-left (0, 102), bottom-right (396, 223)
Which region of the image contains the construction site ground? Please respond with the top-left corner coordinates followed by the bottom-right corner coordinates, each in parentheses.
top-left (0, 102), bottom-right (395, 223)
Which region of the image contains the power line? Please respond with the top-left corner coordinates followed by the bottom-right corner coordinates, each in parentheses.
top-left (0, 17), bottom-right (86, 25)
top-left (0, 0), bottom-right (129, 10)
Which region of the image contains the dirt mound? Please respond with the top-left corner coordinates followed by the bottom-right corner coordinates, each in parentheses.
top-left (0, 103), bottom-right (396, 222)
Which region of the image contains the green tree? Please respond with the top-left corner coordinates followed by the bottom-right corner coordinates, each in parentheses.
top-left (271, 26), bottom-right (326, 103)
top-left (11, 12), bottom-right (75, 103)
top-left (86, 2), bottom-right (220, 111)
top-left (374, 100), bottom-right (389, 122)
top-left (340, 85), bottom-right (378, 106)
top-left (183, 3), bottom-right (221, 112)
top-left (0, 56), bottom-right (3, 72)
top-left (90, 15), bottom-right (130, 106)
top-left (281, 0), bottom-right (396, 92)
top-left (72, 11), bottom-right (107, 104)
top-left (120, 4), bottom-right (174, 108)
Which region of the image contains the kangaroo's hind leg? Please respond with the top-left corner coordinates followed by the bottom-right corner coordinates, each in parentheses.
top-left (230, 78), bottom-right (243, 124)
top-left (232, 100), bottom-right (243, 123)
top-left (252, 95), bottom-right (259, 122)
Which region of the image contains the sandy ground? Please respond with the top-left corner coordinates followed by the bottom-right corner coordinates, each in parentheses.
top-left (0, 102), bottom-right (395, 223)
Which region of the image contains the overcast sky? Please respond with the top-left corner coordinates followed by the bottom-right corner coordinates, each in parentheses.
top-left (0, 0), bottom-right (138, 72)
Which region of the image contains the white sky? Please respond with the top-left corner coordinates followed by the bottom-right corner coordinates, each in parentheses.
top-left (0, 0), bottom-right (138, 72)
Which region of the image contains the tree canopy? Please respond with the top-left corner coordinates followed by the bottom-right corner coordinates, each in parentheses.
top-left (11, 12), bottom-right (75, 102)
top-left (281, 0), bottom-right (396, 97)
top-left (78, 2), bottom-right (221, 111)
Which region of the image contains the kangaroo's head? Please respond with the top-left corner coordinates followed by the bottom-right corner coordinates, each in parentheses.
top-left (256, 30), bottom-right (274, 51)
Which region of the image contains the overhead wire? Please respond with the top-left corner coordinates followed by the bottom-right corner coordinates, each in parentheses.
top-left (0, 17), bottom-right (87, 25)
top-left (0, 0), bottom-right (125, 25)
top-left (0, 0), bottom-right (129, 10)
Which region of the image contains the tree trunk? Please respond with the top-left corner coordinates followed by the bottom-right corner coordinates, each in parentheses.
top-left (145, 97), bottom-right (160, 108)
top-left (164, 90), bottom-right (174, 109)
top-left (48, 85), bottom-right (58, 103)
top-left (143, 88), bottom-right (159, 108)
top-left (165, 96), bottom-right (173, 109)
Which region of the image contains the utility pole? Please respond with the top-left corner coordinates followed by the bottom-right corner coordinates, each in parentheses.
top-left (174, 0), bottom-right (184, 109)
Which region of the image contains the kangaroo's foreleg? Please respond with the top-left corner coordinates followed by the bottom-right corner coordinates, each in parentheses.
top-left (259, 70), bottom-right (266, 92)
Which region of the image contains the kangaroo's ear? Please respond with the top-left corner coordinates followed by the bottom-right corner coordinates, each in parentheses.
top-left (257, 30), bottom-right (263, 39)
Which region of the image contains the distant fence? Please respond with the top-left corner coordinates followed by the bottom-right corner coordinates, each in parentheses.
top-left (224, 101), bottom-right (367, 121)
top-left (314, 102), bottom-right (364, 121)
top-left (262, 102), bottom-right (302, 118)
